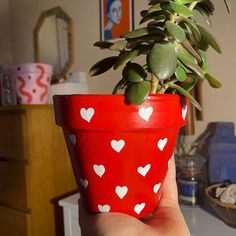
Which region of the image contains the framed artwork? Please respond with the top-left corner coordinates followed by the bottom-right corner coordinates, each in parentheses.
top-left (100, 0), bottom-right (134, 41)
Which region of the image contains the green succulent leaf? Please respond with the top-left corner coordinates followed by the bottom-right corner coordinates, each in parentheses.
top-left (88, 0), bottom-right (229, 106)
top-left (177, 60), bottom-right (192, 73)
top-left (89, 56), bottom-right (118, 76)
top-left (121, 27), bottom-right (148, 38)
top-left (205, 73), bottom-right (222, 88)
top-left (93, 41), bottom-right (113, 49)
top-left (202, 0), bottom-right (215, 14)
top-left (122, 63), bottom-right (147, 82)
top-left (125, 81), bottom-right (151, 105)
top-left (114, 45), bottom-right (150, 70)
top-left (169, 2), bottom-right (193, 17)
top-left (175, 44), bottom-right (204, 78)
top-left (181, 17), bottom-right (201, 41)
top-left (197, 24), bottom-right (221, 53)
top-left (195, 5), bottom-right (212, 26)
top-left (177, 53), bottom-right (196, 66)
top-left (93, 40), bottom-right (127, 51)
top-left (178, 57), bottom-right (204, 78)
top-left (168, 82), bottom-right (201, 110)
top-left (112, 78), bottom-right (127, 94)
top-left (198, 49), bottom-right (207, 74)
top-left (185, 64), bottom-right (204, 78)
top-left (160, 2), bottom-right (175, 13)
top-left (148, 21), bottom-right (165, 28)
top-left (148, 42), bottom-right (177, 80)
top-left (182, 76), bottom-right (198, 91)
top-left (183, 22), bottom-right (209, 51)
top-left (175, 65), bottom-right (187, 82)
top-left (140, 10), bottom-right (149, 17)
top-left (148, 0), bottom-right (169, 5)
top-left (175, 43), bottom-right (198, 65)
top-left (173, 0), bottom-right (196, 4)
top-left (165, 21), bottom-right (186, 43)
top-left (140, 10), bottom-right (170, 24)
top-left (148, 3), bottom-right (162, 13)
top-left (121, 26), bottom-right (164, 39)
top-left (110, 40), bottom-right (127, 51)
top-left (126, 34), bottom-right (162, 49)
top-left (187, 31), bottom-right (209, 51)
top-left (181, 39), bottom-right (202, 63)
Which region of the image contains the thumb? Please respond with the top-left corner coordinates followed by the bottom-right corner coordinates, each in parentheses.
top-left (159, 154), bottom-right (179, 208)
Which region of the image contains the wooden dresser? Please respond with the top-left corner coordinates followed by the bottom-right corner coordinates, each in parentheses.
top-left (0, 105), bottom-right (77, 236)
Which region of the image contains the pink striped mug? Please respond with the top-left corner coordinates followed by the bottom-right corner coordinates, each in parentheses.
top-left (12, 63), bottom-right (52, 104)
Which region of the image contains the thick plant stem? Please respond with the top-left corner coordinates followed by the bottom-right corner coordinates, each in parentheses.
top-left (150, 74), bottom-right (160, 94)
top-left (158, 83), bottom-right (169, 94)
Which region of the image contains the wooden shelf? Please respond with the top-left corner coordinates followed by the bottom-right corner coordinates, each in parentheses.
top-left (0, 105), bottom-right (77, 236)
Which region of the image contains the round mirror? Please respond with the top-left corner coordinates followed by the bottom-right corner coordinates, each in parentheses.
top-left (33, 6), bottom-right (74, 83)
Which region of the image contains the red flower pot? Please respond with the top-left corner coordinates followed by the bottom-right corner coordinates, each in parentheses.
top-left (53, 94), bottom-right (187, 218)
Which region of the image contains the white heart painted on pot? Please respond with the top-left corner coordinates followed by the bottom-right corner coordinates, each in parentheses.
top-left (80, 178), bottom-right (88, 189)
top-left (134, 203), bottom-right (145, 215)
top-left (80, 108), bottom-right (95, 123)
top-left (98, 204), bottom-right (110, 213)
top-left (69, 134), bottom-right (76, 145)
top-left (182, 104), bottom-right (188, 120)
top-left (137, 164), bottom-right (151, 177)
top-left (111, 140), bottom-right (125, 153)
top-left (153, 183), bottom-right (161, 194)
top-left (138, 107), bottom-right (153, 121)
top-left (93, 165), bottom-right (105, 178)
top-left (115, 186), bottom-right (128, 199)
top-left (157, 138), bottom-right (168, 151)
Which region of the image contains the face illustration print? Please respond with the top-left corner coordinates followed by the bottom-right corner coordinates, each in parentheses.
top-left (104, 0), bottom-right (122, 40)
top-left (108, 0), bottom-right (122, 24)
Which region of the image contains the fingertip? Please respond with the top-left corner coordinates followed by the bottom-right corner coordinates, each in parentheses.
top-left (158, 153), bottom-right (178, 205)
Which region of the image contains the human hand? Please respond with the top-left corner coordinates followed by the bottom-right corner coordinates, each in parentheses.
top-left (79, 154), bottom-right (190, 236)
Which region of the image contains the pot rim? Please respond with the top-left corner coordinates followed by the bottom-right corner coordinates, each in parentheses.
top-left (53, 93), bottom-right (187, 131)
top-left (54, 93), bottom-right (184, 100)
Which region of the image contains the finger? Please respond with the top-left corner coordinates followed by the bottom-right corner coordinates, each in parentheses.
top-left (160, 153), bottom-right (178, 203)
top-left (147, 155), bottom-right (191, 235)
top-left (153, 154), bottom-right (179, 213)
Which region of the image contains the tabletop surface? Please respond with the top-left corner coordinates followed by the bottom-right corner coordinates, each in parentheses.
top-left (181, 206), bottom-right (236, 236)
top-left (59, 193), bottom-right (236, 235)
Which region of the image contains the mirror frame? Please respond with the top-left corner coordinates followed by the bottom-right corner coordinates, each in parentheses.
top-left (33, 6), bottom-right (74, 81)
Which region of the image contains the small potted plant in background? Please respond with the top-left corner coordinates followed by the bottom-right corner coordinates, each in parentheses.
top-left (53, 0), bottom-right (230, 218)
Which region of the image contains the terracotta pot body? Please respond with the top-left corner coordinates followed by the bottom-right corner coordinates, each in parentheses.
top-left (12, 63), bottom-right (52, 104)
top-left (53, 94), bottom-right (187, 218)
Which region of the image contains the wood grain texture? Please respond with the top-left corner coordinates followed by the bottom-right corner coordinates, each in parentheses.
top-left (0, 205), bottom-right (32, 236)
top-left (0, 111), bottom-right (27, 162)
top-left (0, 105), bottom-right (77, 236)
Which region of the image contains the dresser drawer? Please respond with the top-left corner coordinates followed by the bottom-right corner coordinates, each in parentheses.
top-left (0, 205), bottom-right (31, 236)
top-left (0, 112), bottom-right (27, 161)
top-left (0, 161), bottom-right (29, 211)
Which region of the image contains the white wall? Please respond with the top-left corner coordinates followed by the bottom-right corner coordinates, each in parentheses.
top-left (0, 0), bottom-right (12, 64)
top-left (7, 0), bottom-right (158, 93)
top-left (4, 0), bottom-right (236, 135)
top-left (195, 0), bottom-right (236, 135)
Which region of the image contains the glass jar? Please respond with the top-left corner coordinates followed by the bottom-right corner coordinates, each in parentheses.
top-left (0, 72), bottom-right (17, 105)
top-left (177, 154), bottom-right (206, 207)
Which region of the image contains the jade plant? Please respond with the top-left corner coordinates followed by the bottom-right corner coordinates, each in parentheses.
top-left (89, 0), bottom-right (230, 109)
